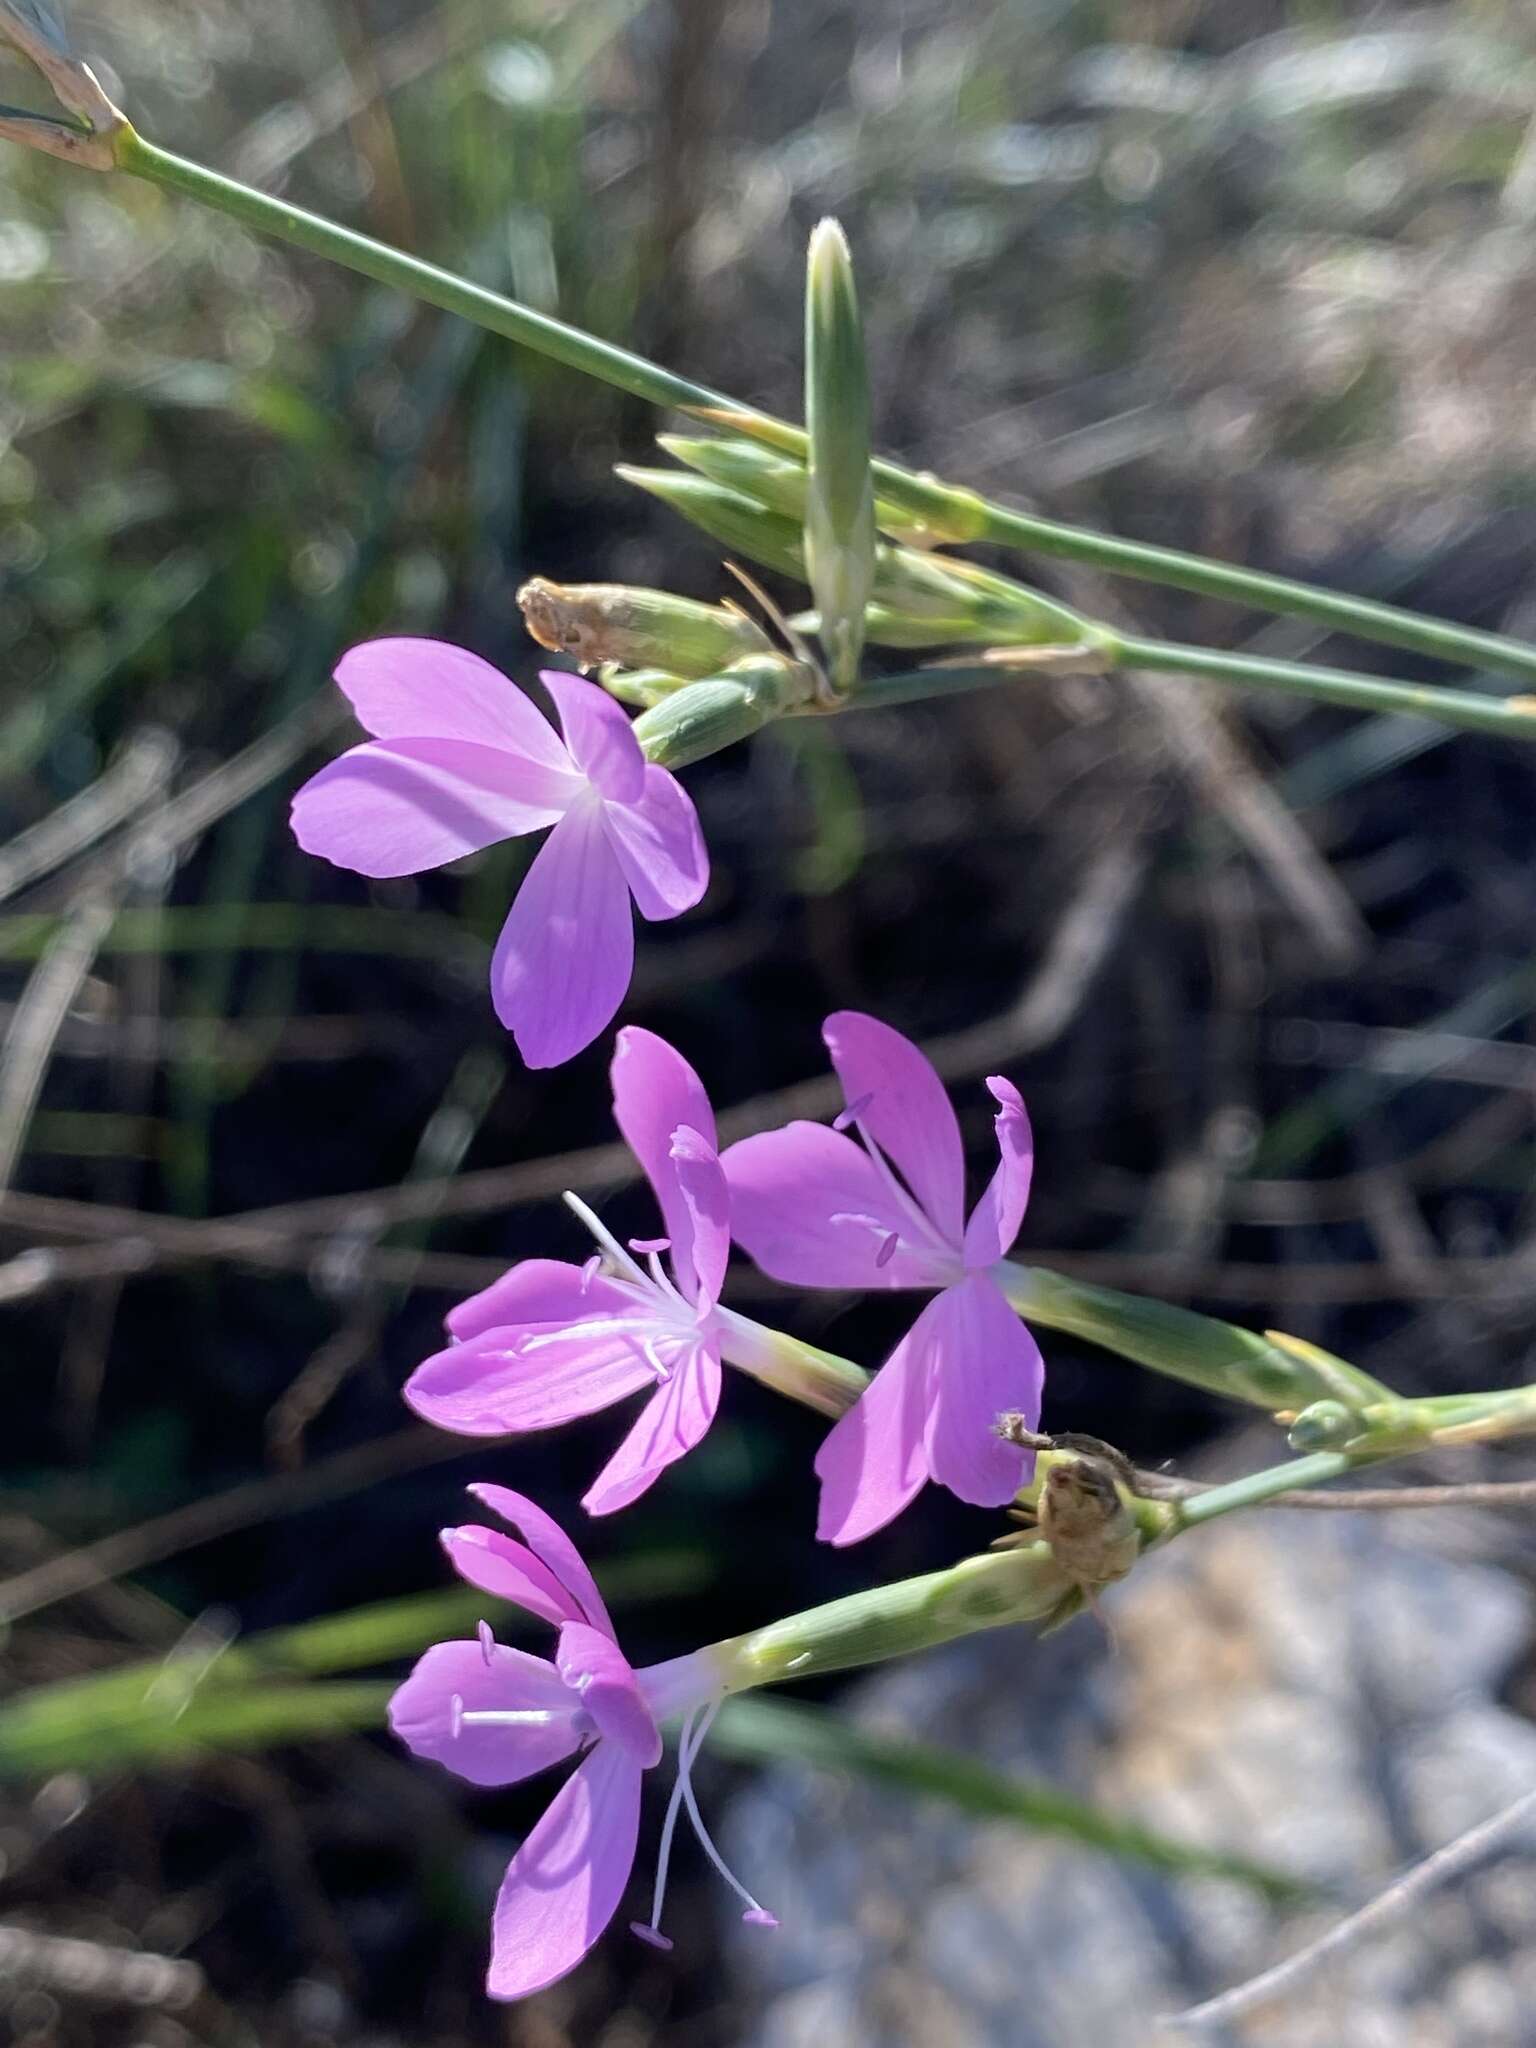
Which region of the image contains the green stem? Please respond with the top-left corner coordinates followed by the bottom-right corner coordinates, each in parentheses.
top-left (115, 129), bottom-right (776, 420)
top-left (1169, 1451), bottom-right (1356, 1528)
top-left (1115, 636), bottom-right (1536, 740)
top-left (942, 510), bottom-right (1536, 685)
top-left (112, 128), bottom-right (1536, 688)
top-left (855, 644), bottom-right (1536, 742)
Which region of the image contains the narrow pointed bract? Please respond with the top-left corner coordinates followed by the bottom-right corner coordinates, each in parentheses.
top-left (803, 219), bottom-right (876, 695)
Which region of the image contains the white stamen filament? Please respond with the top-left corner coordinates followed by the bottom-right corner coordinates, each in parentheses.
top-left (845, 1106), bottom-right (956, 1266)
top-left (562, 1191), bottom-right (652, 1288)
top-left (674, 1700), bottom-right (778, 1924)
top-left (634, 1704), bottom-right (698, 1946)
top-left (458, 1708), bottom-right (565, 1729)
top-left (516, 1313), bottom-right (668, 1356)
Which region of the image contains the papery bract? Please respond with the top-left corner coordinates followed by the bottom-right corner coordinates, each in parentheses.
top-left (722, 1010), bottom-right (1044, 1542)
top-left (405, 1027), bottom-right (729, 1514)
top-left (290, 641), bottom-right (708, 1067)
top-left (388, 1485), bottom-right (773, 1998)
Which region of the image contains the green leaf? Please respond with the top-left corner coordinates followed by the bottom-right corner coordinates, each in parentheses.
top-left (712, 1695), bottom-right (1310, 1902)
top-left (0, 1679), bottom-right (392, 1778)
top-left (0, 1551), bottom-right (712, 1779)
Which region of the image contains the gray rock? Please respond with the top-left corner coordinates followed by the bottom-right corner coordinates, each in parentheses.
top-left (723, 1487), bottom-right (1536, 2045)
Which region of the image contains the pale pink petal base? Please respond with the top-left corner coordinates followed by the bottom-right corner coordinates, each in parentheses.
top-left (487, 1743), bottom-right (643, 2000)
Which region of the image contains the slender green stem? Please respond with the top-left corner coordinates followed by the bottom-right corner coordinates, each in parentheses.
top-left (112, 128), bottom-right (1536, 687)
top-left (115, 129), bottom-right (775, 420)
top-left (853, 645), bottom-right (1536, 741)
top-left (1169, 1451), bottom-right (1356, 1528)
top-left (951, 512), bottom-right (1536, 685)
top-left (1115, 636), bottom-right (1536, 740)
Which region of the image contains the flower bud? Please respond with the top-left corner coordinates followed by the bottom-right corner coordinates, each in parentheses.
top-left (615, 467), bottom-right (807, 581)
top-left (1286, 1399), bottom-right (1359, 1451)
top-left (595, 665), bottom-right (691, 707)
top-left (632, 656), bottom-right (817, 770)
top-left (999, 1262), bottom-right (1395, 1415)
top-left (803, 219), bottom-right (877, 695)
top-left (659, 433), bottom-right (919, 541)
top-left (714, 1541), bottom-right (1079, 1690)
top-left (517, 575), bottom-right (773, 677)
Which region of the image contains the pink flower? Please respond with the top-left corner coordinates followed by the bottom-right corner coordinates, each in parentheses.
top-left (388, 1484), bottom-right (773, 1998)
top-left (290, 640), bottom-right (708, 1067)
top-left (721, 1011), bottom-right (1043, 1543)
top-left (404, 1027), bottom-right (730, 1515)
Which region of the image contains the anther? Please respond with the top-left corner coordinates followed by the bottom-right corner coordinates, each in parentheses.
top-left (833, 1091), bottom-right (874, 1133)
top-left (875, 1231), bottom-right (900, 1269)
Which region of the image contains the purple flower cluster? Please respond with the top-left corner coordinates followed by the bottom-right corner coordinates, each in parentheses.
top-left (292, 639), bottom-right (1048, 1996)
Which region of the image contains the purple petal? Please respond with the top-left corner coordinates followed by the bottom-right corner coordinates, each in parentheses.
top-left (581, 1341), bottom-right (722, 1517)
top-left (610, 1028), bottom-right (717, 1302)
top-left (445, 1258), bottom-right (632, 1344)
top-left (556, 1622), bottom-right (661, 1766)
top-left (491, 798), bottom-right (634, 1069)
top-left (962, 1077), bottom-right (1035, 1268)
top-left (388, 1639), bottom-right (579, 1787)
top-left (405, 1320), bottom-right (661, 1438)
top-left (601, 766), bottom-right (709, 921)
top-left (721, 1122), bottom-right (961, 1291)
top-left (486, 1742), bottom-right (644, 2001)
top-left (822, 1012), bottom-right (965, 1246)
top-left (542, 671), bottom-right (645, 803)
top-left (812, 1316), bottom-right (931, 1546)
top-left (440, 1525), bottom-right (589, 1631)
top-left (333, 640), bottom-right (578, 770)
top-left (466, 1483), bottom-right (615, 1635)
top-left (668, 1126), bottom-right (730, 1307)
top-left (921, 1274), bottom-right (1041, 1508)
top-left (290, 739), bottom-right (571, 878)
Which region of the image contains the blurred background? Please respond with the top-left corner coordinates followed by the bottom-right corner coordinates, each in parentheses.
top-left (5, 1), bottom-right (1536, 2042)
